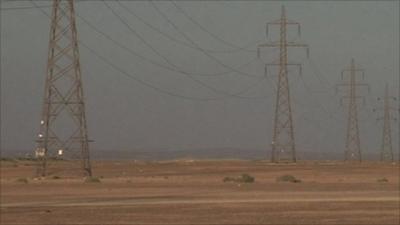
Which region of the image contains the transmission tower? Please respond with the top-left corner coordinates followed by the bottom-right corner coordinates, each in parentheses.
top-left (258, 6), bottom-right (309, 163)
top-left (35, 0), bottom-right (92, 177)
top-left (375, 84), bottom-right (397, 161)
top-left (336, 58), bottom-right (369, 162)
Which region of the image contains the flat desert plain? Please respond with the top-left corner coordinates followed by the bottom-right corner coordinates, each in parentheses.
top-left (0, 160), bottom-right (399, 225)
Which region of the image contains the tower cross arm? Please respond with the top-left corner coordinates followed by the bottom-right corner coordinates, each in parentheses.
top-left (287, 42), bottom-right (309, 57)
top-left (258, 42), bottom-right (309, 58)
top-left (257, 42), bottom-right (280, 48)
top-left (258, 42), bottom-right (308, 48)
top-left (335, 83), bottom-right (370, 93)
top-left (341, 69), bottom-right (365, 79)
top-left (266, 20), bottom-right (302, 37)
top-left (286, 42), bottom-right (308, 48)
top-left (340, 96), bottom-right (367, 105)
top-left (267, 19), bottom-right (300, 25)
top-left (257, 42), bottom-right (279, 58)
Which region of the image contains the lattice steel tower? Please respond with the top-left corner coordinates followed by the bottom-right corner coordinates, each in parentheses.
top-left (258, 6), bottom-right (308, 162)
top-left (35, 0), bottom-right (91, 177)
top-left (337, 59), bottom-right (369, 162)
top-left (376, 84), bottom-right (396, 161)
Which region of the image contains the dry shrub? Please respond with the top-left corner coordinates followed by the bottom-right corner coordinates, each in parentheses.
top-left (16, 177), bottom-right (28, 184)
top-left (276, 175), bottom-right (301, 183)
top-left (223, 174), bottom-right (255, 183)
top-left (377, 177), bottom-right (389, 183)
top-left (84, 176), bottom-right (101, 183)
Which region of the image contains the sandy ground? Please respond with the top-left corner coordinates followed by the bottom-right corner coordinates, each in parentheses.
top-left (0, 160), bottom-right (399, 225)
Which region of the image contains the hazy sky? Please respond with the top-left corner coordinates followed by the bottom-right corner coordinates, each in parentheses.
top-left (1, 1), bottom-right (399, 158)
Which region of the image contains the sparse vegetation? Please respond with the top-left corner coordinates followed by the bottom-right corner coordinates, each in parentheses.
top-left (51, 176), bottom-right (61, 180)
top-left (48, 157), bottom-right (64, 161)
top-left (16, 177), bottom-right (28, 184)
top-left (16, 156), bottom-right (37, 161)
top-left (84, 176), bottom-right (101, 183)
top-left (223, 174), bottom-right (255, 183)
top-left (1, 157), bottom-right (16, 162)
top-left (377, 177), bottom-right (389, 183)
top-left (1, 158), bottom-right (19, 168)
top-left (240, 174), bottom-right (255, 183)
top-left (223, 176), bottom-right (235, 182)
top-left (276, 175), bottom-right (301, 183)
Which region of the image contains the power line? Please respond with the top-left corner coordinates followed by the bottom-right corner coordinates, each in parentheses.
top-left (117, 0), bottom-right (259, 54)
top-left (297, 69), bottom-right (342, 122)
top-left (80, 42), bottom-right (224, 101)
top-left (149, 1), bottom-right (275, 84)
top-left (29, 1), bottom-right (273, 102)
top-left (171, 1), bottom-right (263, 53)
top-left (81, 38), bottom-right (273, 101)
top-left (305, 56), bottom-right (377, 123)
top-left (24, 0), bottom-right (347, 115)
top-left (293, 56), bottom-right (344, 122)
top-left (3, 0), bottom-right (260, 53)
top-left (102, 1), bottom-right (269, 99)
top-left (28, 1), bottom-right (218, 101)
top-left (0, 5), bottom-right (52, 10)
top-left (114, 1), bottom-right (260, 77)
top-left (306, 57), bottom-right (335, 88)
top-left (77, 3), bottom-right (270, 78)
top-left (82, 41), bottom-right (273, 101)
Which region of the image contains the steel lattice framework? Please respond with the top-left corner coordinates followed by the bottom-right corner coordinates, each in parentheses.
top-left (258, 6), bottom-right (309, 162)
top-left (35, 0), bottom-right (91, 177)
top-left (337, 59), bottom-right (369, 162)
top-left (376, 84), bottom-right (397, 162)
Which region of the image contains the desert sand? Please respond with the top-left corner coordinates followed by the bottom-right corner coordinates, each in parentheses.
top-left (1, 160), bottom-right (399, 225)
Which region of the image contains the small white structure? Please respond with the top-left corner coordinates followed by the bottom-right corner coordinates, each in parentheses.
top-left (58, 149), bottom-right (63, 156)
top-left (35, 148), bottom-right (45, 158)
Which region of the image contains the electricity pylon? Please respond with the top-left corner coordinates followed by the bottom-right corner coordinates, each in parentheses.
top-left (35, 0), bottom-right (92, 177)
top-left (375, 84), bottom-right (397, 162)
top-left (258, 6), bottom-right (309, 163)
top-left (336, 58), bottom-right (369, 162)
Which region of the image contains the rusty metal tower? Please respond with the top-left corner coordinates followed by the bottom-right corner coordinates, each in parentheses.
top-left (258, 6), bottom-right (308, 162)
top-left (336, 58), bottom-right (369, 162)
top-left (376, 84), bottom-right (397, 161)
top-left (35, 0), bottom-right (92, 177)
